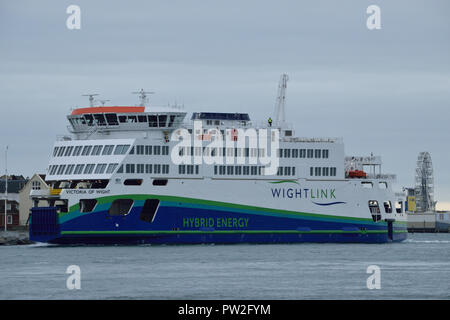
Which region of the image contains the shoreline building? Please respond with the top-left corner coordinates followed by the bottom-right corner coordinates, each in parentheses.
top-left (18, 174), bottom-right (49, 226)
top-left (0, 175), bottom-right (28, 228)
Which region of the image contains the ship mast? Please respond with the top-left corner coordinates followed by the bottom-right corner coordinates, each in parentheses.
top-left (132, 89), bottom-right (154, 107)
top-left (273, 74), bottom-right (289, 126)
top-left (82, 93), bottom-right (99, 107)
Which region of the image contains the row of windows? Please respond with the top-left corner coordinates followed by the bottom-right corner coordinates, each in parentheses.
top-left (53, 144), bottom-right (173, 158)
top-left (71, 114), bottom-right (180, 128)
top-left (176, 146), bottom-right (330, 160)
top-left (49, 163), bottom-right (119, 175)
top-left (213, 165), bottom-right (296, 176)
top-left (309, 167), bottom-right (337, 177)
top-left (279, 148), bottom-right (329, 159)
top-left (132, 145), bottom-right (169, 156)
top-left (178, 165), bottom-right (200, 175)
top-left (118, 164), bottom-right (170, 175)
top-left (177, 146), bottom-right (267, 157)
top-left (53, 145), bottom-right (130, 157)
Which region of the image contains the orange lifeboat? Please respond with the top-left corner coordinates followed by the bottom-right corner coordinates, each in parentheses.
top-left (347, 170), bottom-right (367, 178)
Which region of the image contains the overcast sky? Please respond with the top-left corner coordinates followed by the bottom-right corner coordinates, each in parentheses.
top-left (0, 0), bottom-right (449, 209)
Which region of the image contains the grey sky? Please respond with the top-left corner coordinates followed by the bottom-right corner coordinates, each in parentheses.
top-left (1, 0), bottom-right (449, 208)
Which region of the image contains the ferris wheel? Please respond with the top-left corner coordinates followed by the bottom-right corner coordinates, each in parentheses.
top-left (414, 152), bottom-right (435, 212)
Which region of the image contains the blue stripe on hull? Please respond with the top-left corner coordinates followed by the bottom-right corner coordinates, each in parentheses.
top-left (30, 205), bottom-right (408, 244)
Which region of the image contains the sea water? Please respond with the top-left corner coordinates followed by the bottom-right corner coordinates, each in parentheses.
top-left (0, 233), bottom-right (449, 299)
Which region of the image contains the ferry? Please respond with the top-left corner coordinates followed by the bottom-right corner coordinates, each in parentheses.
top-left (29, 75), bottom-right (408, 244)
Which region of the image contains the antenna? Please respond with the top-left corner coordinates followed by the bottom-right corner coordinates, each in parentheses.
top-left (97, 99), bottom-right (111, 106)
top-left (273, 74), bottom-right (289, 125)
top-left (82, 94), bottom-right (99, 107)
top-left (132, 89), bottom-right (154, 107)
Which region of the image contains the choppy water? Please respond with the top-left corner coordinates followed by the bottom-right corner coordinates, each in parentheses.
top-left (0, 233), bottom-right (449, 299)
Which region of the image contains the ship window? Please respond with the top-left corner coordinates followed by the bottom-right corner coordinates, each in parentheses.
top-left (292, 167), bottom-right (296, 176)
top-left (251, 166), bottom-right (257, 175)
top-left (127, 116), bottom-right (137, 123)
top-left (158, 115), bottom-right (167, 127)
top-left (57, 165), bottom-right (66, 175)
top-left (227, 166), bottom-right (234, 175)
top-left (277, 166), bottom-right (282, 175)
top-left (284, 149), bottom-right (290, 158)
top-left (138, 115), bottom-right (147, 123)
top-left (299, 149), bottom-right (306, 158)
top-left (322, 167), bottom-right (329, 176)
top-left (139, 199), bottom-right (160, 223)
top-left (307, 149), bottom-right (313, 158)
top-left (65, 164), bottom-right (75, 175)
top-left (145, 164), bottom-right (152, 174)
top-left (108, 199), bottom-right (133, 216)
top-left (73, 146), bottom-right (82, 156)
top-left (383, 201), bottom-right (392, 213)
top-left (162, 146), bottom-right (169, 155)
top-left (395, 201), bottom-right (403, 213)
top-left (79, 199), bottom-right (97, 213)
top-left (214, 166), bottom-right (218, 175)
top-left (64, 146), bottom-right (74, 157)
top-left (105, 113), bottom-right (118, 125)
top-left (102, 145), bottom-right (114, 155)
top-left (154, 164), bottom-right (161, 174)
top-left (315, 149), bottom-right (321, 158)
top-left (153, 179), bottom-right (168, 186)
top-left (74, 164), bottom-right (85, 174)
top-left (285, 167), bottom-right (291, 176)
top-left (219, 165), bottom-right (226, 175)
top-left (94, 114), bottom-right (106, 126)
top-left (361, 181), bottom-right (373, 188)
top-left (106, 163), bottom-right (118, 174)
top-left (322, 149), bottom-right (329, 158)
top-left (57, 147), bottom-right (66, 157)
top-left (285, 130), bottom-right (292, 137)
top-left (163, 164), bottom-right (170, 174)
top-left (84, 164), bottom-right (95, 174)
top-left (116, 164), bottom-right (124, 173)
top-left (154, 146), bottom-right (161, 155)
top-left (235, 166), bottom-right (242, 175)
top-left (145, 145), bottom-right (152, 155)
top-left (94, 163), bottom-right (107, 174)
top-left (168, 115), bottom-right (176, 127)
top-left (53, 147), bottom-right (59, 157)
top-left (330, 167), bottom-right (337, 176)
top-left (129, 147), bottom-right (135, 155)
top-left (310, 167), bottom-right (314, 176)
top-left (118, 115), bottom-right (127, 123)
top-left (92, 145), bottom-right (103, 156)
top-left (368, 200), bottom-right (381, 222)
top-left (125, 164), bottom-right (135, 173)
top-left (114, 144), bottom-right (130, 155)
top-left (148, 115), bottom-right (158, 127)
top-left (84, 114), bottom-right (94, 125)
top-left (82, 145), bottom-right (92, 156)
top-left (292, 149), bottom-right (299, 158)
top-left (278, 148), bottom-right (283, 158)
top-left (379, 182), bottom-right (388, 189)
top-left (315, 167), bottom-right (321, 176)
top-left (124, 179), bottom-right (143, 186)
top-left (178, 165), bottom-right (186, 174)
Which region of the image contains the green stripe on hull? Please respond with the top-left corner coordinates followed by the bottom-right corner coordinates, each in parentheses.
top-left (60, 229), bottom-right (408, 235)
top-left (61, 193), bottom-right (403, 227)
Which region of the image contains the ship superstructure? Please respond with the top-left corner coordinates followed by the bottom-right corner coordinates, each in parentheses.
top-left (29, 78), bottom-right (407, 244)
